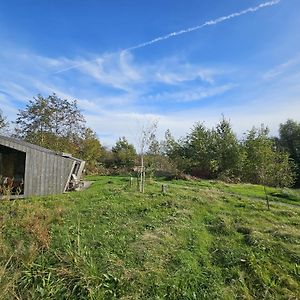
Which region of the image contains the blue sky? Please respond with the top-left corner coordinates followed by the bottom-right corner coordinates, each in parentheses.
top-left (0, 0), bottom-right (300, 146)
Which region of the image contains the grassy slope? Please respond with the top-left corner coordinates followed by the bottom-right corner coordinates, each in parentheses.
top-left (0, 176), bottom-right (299, 299)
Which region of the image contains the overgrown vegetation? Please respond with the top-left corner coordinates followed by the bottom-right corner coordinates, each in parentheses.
top-left (277, 119), bottom-right (300, 186)
top-left (163, 119), bottom-right (296, 187)
top-left (1, 94), bottom-right (299, 189)
top-left (0, 176), bottom-right (299, 299)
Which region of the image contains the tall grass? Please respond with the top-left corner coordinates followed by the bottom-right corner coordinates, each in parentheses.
top-left (0, 176), bottom-right (299, 299)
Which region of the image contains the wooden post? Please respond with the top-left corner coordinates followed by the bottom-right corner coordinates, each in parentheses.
top-left (162, 184), bottom-right (168, 194)
top-left (130, 177), bottom-right (133, 188)
top-left (142, 170), bottom-right (145, 193)
top-left (140, 156), bottom-right (144, 193)
top-left (264, 185), bottom-right (270, 210)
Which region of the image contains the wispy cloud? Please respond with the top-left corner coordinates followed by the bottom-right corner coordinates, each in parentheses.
top-left (0, 46), bottom-right (231, 112)
top-left (76, 52), bottom-right (141, 91)
top-left (263, 54), bottom-right (300, 80)
top-left (0, 81), bottom-right (33, 103)
top-left (145, 84), bottom-right (234, 103)
top-left (154, 61), bottom-right (222, 85)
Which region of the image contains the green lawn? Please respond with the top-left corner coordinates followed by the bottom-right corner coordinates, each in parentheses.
top-left (0, 176), bottom-right (299, 299)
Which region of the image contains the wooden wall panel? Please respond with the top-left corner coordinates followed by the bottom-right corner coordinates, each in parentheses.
top-left (1, 136), bottom-right (84, 197)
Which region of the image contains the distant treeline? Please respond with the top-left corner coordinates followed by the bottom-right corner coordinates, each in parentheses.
top-left (161, 119), bottom-right (298, 187)
top-left (1, 94), bottom-right (299, 188)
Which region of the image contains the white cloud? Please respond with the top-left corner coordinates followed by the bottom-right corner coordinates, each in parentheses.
top-left (0, 81), bottom-right (34, 103)
top-left (262, 54), bottom-right (300, 80)
top-left (83, 81), bottom-right (300, 147)
top-left (76, 52), bottom-right (142, 91)
top-left (1, 44), bottom-right (299, 148)
top-left (145, 84), bottom-right (234, 103)
top-left (154, 63), bottom-right (221, 85)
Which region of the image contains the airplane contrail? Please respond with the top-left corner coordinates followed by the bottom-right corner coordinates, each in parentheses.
top-left (124, 0), bottom-right (280, 51)
top-left (55, 0), bottom-right (280, 74)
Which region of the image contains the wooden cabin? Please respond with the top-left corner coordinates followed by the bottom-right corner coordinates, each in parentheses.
top-left (0, 135), bottom-right (85, 198)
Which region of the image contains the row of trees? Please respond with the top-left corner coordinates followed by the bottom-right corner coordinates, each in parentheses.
top-left (163, 119), bottom-right (296, 187)
top-left (103, 117), bottom-right (298, 188)
top-left (1, 94), bottom-right (299, 188)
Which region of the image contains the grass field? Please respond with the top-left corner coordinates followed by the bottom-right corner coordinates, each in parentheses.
top-left (0, 176), bottom-right (300, 299)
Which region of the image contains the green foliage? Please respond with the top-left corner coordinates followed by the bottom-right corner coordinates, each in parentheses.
top-left (163, 119), bottom-right (295, 188)
top-left (162, 129), bottom-right (185, 173)
top-left (279, 119), bottom-right (300, 186)
top-left (15, 94), bottom-right (86, 148)
top-left (77, 128), bottom-right (103, 173)
top-left (164, 118), bottom-right (242, 181)
top-left (212, 117), bottom-right (241, 180)
top-left (13, 94), bottom-right (102, 173)
top-left (111, 137), bottom-right (137, 169)
top-left (241, 125), bottom-right (295, 188)
top-left (0, 176), bottom-right (300, 299)
top-left (184, 122), bottom-right (214, 177)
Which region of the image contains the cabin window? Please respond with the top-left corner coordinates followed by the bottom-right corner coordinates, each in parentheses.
top-left (0, 145), bottom-right (26, 196)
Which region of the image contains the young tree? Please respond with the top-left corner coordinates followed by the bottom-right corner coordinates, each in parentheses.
top-left (162, 129), bottom-right (177, 157)
top-left (278, 119), bottom-right (300, 186)
top-left (212, 117), bottom-right (241, 181)
top-left (241, 125), bottom-right (295, 209)
top-left (78, 128), bottom-right (103, 173)
top-left (112, 137), bottom-right (137, 169)
top-left (137, 120), bottom-right (158, 192)
top-left (184, 122), bottom-right (214, 178)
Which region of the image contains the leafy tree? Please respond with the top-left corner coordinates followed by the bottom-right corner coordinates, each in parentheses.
top-left (241, 125), bottom-right (295, 208)
top-left (163, 121), bottom-right (241, 180)
top-left (278, 119), bottom-right (300, 186)
top-left (162, 130), bottom-right (176, 156)
top-left (162, 129), bottom-right (184, 167)
top-left (144, 130), bottom-right (175, 180)
top-left (14, 94), bottom-right (103, 174)
top-left (112, 137), bottom-right (137, 169)
top-left (184, 123), bottom-right (214, 178)
top-left (78, 128), bottom-right (103, 173)
top-left (211, 117), bottom-right (241, 180)
top-left (15, 93), bottom-right (86, 153)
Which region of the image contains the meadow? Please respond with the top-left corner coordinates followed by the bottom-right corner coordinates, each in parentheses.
top-left (0, 176), bottom-right (299, 299)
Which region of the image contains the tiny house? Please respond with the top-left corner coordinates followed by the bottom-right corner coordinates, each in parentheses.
top-left (0, 135), bottom-right (85, 198)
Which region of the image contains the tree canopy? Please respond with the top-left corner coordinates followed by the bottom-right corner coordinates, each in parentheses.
top-left (14, 94), bottom-right (101, 172)
top-left (15, 94), bottom-right (86, 151)
top-left (162, 119), bottom-right (296, 187)
top-left (279, 119), bottom-right (300, 186)
top-left (111, 137), bottom-right (137, 168)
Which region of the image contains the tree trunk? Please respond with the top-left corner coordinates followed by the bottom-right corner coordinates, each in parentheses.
top-left (139, 156), bottom-right (144, 193)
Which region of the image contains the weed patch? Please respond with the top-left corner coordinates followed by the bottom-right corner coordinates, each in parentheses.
top-left (0, 176), bottom-right (299, 299)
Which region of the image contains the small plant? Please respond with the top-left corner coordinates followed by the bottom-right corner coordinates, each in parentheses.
top-left (0, 177), bottom-right (13, 200)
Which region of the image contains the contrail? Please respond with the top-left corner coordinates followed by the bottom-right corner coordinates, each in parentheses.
top-left (125, 0), bottom-right (280, 52)
top-left (55, 0), bottom-right (280, 74)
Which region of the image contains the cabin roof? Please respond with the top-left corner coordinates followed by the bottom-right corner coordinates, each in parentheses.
top-left (0, 135), bottom-right (83, 162)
